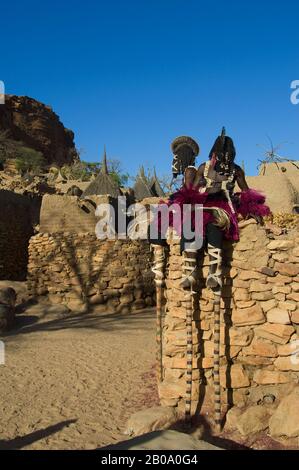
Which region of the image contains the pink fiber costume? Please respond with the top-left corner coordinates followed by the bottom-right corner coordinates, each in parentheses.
top-left (166, 161), bottom-right (270, 242)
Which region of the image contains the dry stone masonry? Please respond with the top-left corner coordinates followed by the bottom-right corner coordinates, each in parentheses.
top-left (27, 233), bottom-right (155, 312)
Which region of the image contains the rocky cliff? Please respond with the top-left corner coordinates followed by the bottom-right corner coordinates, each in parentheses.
top-left (0, 95), bottom-right (78, 166)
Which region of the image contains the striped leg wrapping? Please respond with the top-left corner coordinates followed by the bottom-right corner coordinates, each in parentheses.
top-left (185, 288), bottom-right (193, 421)
top-left (213, 295), bottom-right (221, 430)
top-left (152, 245), bottom-right (166, 383)
top-left (180, 249), bottom-right (197, 421)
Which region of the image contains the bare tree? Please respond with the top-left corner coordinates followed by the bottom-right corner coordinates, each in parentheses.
top-left (257, 137), bottom-right (299, 174)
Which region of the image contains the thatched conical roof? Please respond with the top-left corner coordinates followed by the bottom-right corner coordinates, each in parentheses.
top-left (101, 145), bottom-right (109, 174)
top-left (82, 146), bottom-right (121, 197)
top-left (150, 169), bottom-right (165, 197)
top-left (133, 166), bottom-right (154, 200)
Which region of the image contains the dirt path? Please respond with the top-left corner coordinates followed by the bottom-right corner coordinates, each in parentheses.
top-left (0, 307), bottom-right (159, 450)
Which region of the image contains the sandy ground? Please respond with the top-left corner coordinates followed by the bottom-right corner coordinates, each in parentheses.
top-left (0, 306), bottom-right (159, 450)
top-left (0, 297), bottom-right (297, 451)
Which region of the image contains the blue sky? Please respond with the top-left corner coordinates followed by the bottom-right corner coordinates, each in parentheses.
top-left (1, 0), bottom-right (299, 177)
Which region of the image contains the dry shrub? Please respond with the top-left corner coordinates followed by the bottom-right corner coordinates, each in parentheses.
top-left (264, 212), bottom-right (299, 230)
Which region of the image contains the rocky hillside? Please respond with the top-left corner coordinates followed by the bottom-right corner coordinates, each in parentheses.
top-left (0, 95), bottom-right (78, 166)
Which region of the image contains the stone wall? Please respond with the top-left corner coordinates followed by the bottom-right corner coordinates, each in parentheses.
top-left (0, 190), bottom-right (41, 281)
top-left (159, 220), bottom-right (299, 413)
top-left (27, 233), bottom-right (155, 312)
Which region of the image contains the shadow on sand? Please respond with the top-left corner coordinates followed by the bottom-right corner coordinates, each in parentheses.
top-left (0, 419), bottom-right (77, 450)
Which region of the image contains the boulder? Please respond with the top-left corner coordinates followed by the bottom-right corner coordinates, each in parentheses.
top-left (0, 287), bottom-right (17, 307)
top-left (0, 304), bottom-right (14, 332)
top-left (225, 406), bottom-right (242, 429)
top-left (0, 287), bottom-right (17, 331)
top-left (236, 405), bottom-right (272, 436)
top-left (269, 387), bottom-right (299, 437)
top-left (102, 430), bottom-right (223, 450)
top-left (125, 406), bottom-right (178, 437)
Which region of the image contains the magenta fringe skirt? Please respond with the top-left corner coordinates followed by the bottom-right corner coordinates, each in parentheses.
top-left (158, 187), bottom-right (271, 242)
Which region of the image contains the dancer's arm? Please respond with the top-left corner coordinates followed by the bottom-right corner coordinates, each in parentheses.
top-left (235, 165), bottom-right (249, 191)
top-left (193, 163), bottom-right (206, 189)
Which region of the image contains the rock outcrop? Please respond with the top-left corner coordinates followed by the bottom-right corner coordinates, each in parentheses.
top-left (0, 95), bottom-right (78, 166)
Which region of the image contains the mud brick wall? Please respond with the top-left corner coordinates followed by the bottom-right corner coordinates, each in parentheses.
top-left (159, 220), bottom-right (299, 412)
top-left (27, 233), bottom-right (155, 312)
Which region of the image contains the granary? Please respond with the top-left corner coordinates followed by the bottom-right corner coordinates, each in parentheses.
top-left (245, 161), bottom-right (299, 213)
top-left (82, 147), bottom-right (122, 198)
top-left (150, 169), bottom-right (165, 198)
top-left (133, 166), bottom-right (155, 200)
